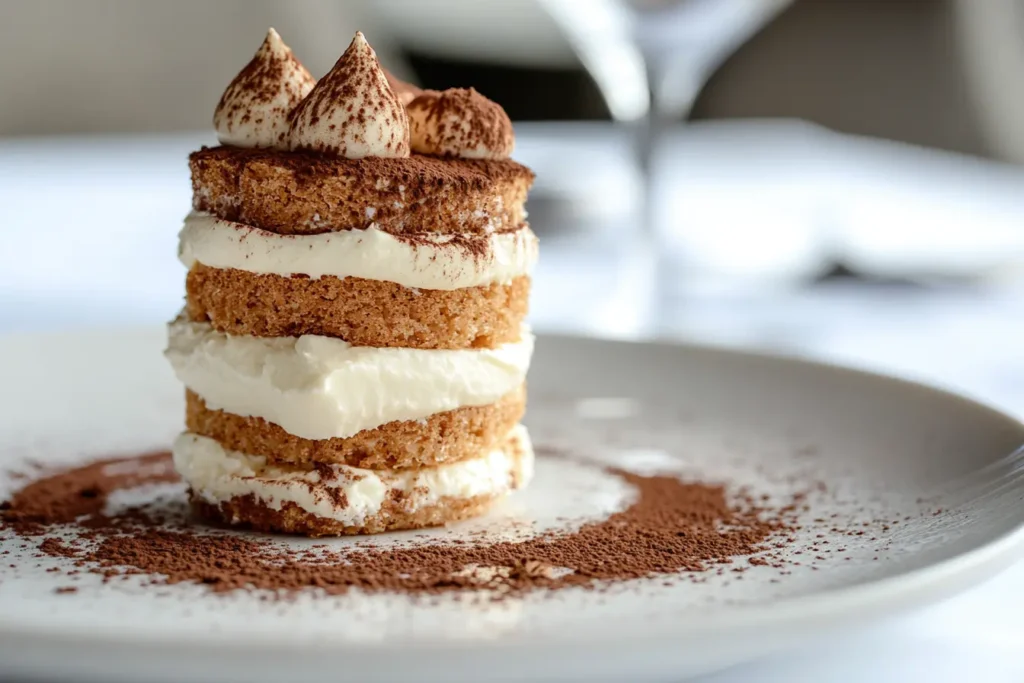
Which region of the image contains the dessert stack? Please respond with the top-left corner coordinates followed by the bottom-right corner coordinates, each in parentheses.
top-left (165, 29), bottom-right (538, 536)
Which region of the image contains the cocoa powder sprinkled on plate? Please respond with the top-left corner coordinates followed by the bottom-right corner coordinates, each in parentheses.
top-left (1, 452), bottom-right (176, 534)
top-left (2, 451), bottom-right (805, 598)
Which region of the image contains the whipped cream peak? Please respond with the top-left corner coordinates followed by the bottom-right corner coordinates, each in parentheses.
top-left (407, 88), bottom-right (515, 160)
top-left (288, 31), bottom-right (410, 159)
top-left (213, 28), bottom-right (315, 149)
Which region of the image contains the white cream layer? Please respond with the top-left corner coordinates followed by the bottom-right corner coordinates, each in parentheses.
top-left (173, 427), bottom-right (534, 526)
top-left (179, 212), bottom-right (537, 290)
top-left (165, 319), bottom-right (533, 440)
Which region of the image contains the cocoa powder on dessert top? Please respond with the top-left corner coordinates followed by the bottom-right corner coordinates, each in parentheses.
top-left (189, 146), bottom-right (534, 236)
top-left (406, 88), bottom-right (514, 159)
top-left (1, 451), bottom-right (803, 597)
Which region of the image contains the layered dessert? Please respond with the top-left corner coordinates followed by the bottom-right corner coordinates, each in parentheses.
top-left (165, 29), bottom-right (537, 536)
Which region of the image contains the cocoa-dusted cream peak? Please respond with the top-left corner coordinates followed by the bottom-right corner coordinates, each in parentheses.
top-left (213, 28), bottom-right (315, 149)
top-left (288, 32), bottom-right (410, 159)
top-left (407, 88), bottom-right (515, 160)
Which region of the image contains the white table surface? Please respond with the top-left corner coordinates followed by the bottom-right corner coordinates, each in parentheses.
top-left (1, 125), bottom-right (1023, 682)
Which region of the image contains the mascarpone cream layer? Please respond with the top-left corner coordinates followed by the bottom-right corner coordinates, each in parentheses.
top-left (165, 319), bottom-right (533, 440)
top-left (179, 212), bottom-right (537, 290)
top-left (173, 427), bottom-right (533, 525)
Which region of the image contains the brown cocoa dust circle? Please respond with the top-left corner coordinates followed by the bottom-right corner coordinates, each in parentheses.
top-left (1, 450), bottom-right (806, 597)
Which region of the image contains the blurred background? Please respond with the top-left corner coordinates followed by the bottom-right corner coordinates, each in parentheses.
top-left (6, 0), bottom-right (1024, 409)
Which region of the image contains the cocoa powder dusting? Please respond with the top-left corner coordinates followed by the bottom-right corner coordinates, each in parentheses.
top-left (391, 231), bottom-right (494, 260)
top-left (213, 30), bottom-right (315, 146)
top-left (288, 32), bottom-right (409, 158)
top-left (1, 452), bottom-right (175, 534)
top-left (2, 452), bottom-right (803, 598)
top-left (406, 88), bottom-right (514, 159)
top-left (188, 145), bottom-right (534, 238)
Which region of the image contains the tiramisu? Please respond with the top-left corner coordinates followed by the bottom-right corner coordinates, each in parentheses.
top-left (166, 29), bottom-right (537, 536)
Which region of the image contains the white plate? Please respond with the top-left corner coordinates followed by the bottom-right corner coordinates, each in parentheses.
top-left (1, 328), bottom-right (1023, 683)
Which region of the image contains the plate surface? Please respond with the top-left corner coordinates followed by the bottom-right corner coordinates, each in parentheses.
top-left (1, 328), bottom-right (1023, 683)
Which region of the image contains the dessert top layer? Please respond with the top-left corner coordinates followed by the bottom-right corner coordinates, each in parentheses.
top-left (200, 30), bottom-right (530, 231)
top-left (190, 145), bottom-right (533, 235)
top-left (211, 29), bottom-right (516, 162)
